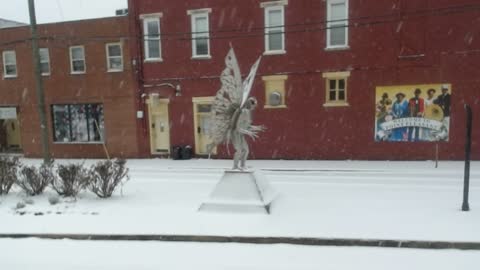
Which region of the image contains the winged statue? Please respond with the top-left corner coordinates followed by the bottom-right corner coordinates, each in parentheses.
top-left (206, 47), bottom-right (264, 170)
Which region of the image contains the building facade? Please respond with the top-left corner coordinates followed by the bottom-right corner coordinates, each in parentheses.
top-left (0, 16), bottom-right (141, 158)
top-left (127, 0), bottom-right (480, 160)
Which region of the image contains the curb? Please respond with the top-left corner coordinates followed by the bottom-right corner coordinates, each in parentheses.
top-left (0, 234), bottom-right (479, 250)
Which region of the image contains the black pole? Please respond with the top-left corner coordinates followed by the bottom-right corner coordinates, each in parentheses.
top-left (462, 104), bottom-right (472, 211)
top-left (28, 0), bottom-right (51, 163)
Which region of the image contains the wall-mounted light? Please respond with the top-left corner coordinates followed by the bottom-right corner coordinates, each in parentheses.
top-left (175, 84), bottom-right (182, 97)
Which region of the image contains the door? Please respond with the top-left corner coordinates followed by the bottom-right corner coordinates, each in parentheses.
top-left (0, 107), bottom-right (22, 152)
top-left (148, 99), bottom-right (170, 154)
top-left (193, 97), bottom-right (215, 155)
top-left (5, 119), bottom-right (21, 149)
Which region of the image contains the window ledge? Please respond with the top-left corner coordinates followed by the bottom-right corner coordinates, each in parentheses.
top-left (41, 73), bottom-right (50, 77)
top-left (3, 75), bottom-right (17, 79)
top-left (144, 58), bottom-right (163, 63)
top-left (191, 55), bottom-right (212, 60)
top-left (323, 102), bottom-right (350, 107)
top-left (70, 72), bottom-right (86, 75)
top-left (263, 50), bottom-right (286, 56)
top-left (264, 105), bottom-right (287, 109)
top-left (53, 141), bottom-right (104, 145)
top-left (325, 46), bottom-right (350, 52)
top-left (107, 69), bottom-right (124, 73)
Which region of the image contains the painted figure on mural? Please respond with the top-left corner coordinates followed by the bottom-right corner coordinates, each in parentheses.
top-left (391, 92), bottom-right (408, 141)
top-left (422, 88), bottom-right (437, 141)
top-left (376, 92), bottom-right (392, 126)
top-left (207, 47), bottom-right (264, 170)
top-left (407, 88), bottom-right (425, 141)
top-left (434, 84), bottom-right (451, 133)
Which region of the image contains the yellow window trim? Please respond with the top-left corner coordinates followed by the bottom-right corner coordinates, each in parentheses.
top-left (323, 102), bottom-right (350, 107)
top-left (263, 75), bottom-right (288, 109)
top-left (264, 105), bottom-right (288, 109)
top-left (323, 71), bottom-right (350, 106)
top-left (262, 75), bottom-right (288, 81)
top-left (192, 96), bottom-right (214, 103)
top-left (322, 71), bottom-right (351, 79)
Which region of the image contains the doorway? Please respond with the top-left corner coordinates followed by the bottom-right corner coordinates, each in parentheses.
top-left (0, 107), bottom-right (22, 153)
top-left (148, 97), bottom-right (170, 154)
top-left (193, 97), bottom-right (215, 155)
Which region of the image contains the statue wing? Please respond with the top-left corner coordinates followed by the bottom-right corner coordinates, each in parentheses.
top-left (240, 56), bottom-right (262, 108)
top-left (208, 47), bottom-right (243, 149)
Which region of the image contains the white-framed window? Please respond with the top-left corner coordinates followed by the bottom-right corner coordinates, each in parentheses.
top-left (2, 50), bottom-right (17, 78)
top-left (188, 9), bottom-right (211, 58)
top-left (141, 15), bottom-right (162, 61)
top-left (106, 43), bottom-right (123, 72)
top-left (322, 71), bottom-right (350, 107)
top-left (326, 0), bottom-right (349, 49)
top-left (39, 48), bottom-right (50, 76)
top-left (69, 46), bottom-right (86, 74)
top-left (261, 1), bottom-right (288, 54)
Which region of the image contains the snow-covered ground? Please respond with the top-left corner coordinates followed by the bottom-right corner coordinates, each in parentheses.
top-left (1, 238), bottom-right (479, 270)
top-left (0, 159), bottom-right (479, 242)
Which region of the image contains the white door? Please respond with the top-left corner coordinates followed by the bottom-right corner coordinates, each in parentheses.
top-left (149, 100), bottom-right (170, 154)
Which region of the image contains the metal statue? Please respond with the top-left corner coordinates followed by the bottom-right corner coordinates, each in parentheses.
top-left (207, 47), bottom-right (263, 170)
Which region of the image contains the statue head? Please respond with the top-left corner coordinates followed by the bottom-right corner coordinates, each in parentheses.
top-left (245, 97), bottom-right (258, 110)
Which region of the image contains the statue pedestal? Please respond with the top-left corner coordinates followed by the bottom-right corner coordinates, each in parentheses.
top-left (199, 170), bottom-right (275, 214)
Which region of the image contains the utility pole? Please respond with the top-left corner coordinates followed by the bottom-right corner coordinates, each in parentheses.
top-left (28, 0), bottom-right (51, 163)
top-left (462, 104), bottom-right (472, 211)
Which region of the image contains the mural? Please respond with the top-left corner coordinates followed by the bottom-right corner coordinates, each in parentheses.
top-left (375, 84), bottom-right (451, 142)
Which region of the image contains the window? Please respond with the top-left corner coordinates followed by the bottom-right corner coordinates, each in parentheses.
top-left (2, 51), bottom-right (17, 78)
top-left (141, 15), bottom-right (162, 61)
top-left (69, 46), bottom-right (86, 74)
top-left (262, 75), bottom-right (288, 109)
top-left (52, 104), bottom-right (104, 143)
top-left (262, 1), bottom-right (287, 54)
top-left (323, 71), bottom-right (350, 106)
top-left (106, 43), bottom-right (123, 71)
top-left (326, 0), bottom-right (349, 48)
top-left (188, 9), bottom-right (211, 58)
top-left (39, 48), bottom-right (50, 75)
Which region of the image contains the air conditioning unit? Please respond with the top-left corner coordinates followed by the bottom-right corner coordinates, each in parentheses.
top-left (268, 91), bottom-right (282, 106)
top-left (116, 9), bottom-right (128, 16)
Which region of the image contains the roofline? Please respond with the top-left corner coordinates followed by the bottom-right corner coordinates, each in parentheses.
top-left (0, 18), bottom-right (27, 29)
top-left (0, 14), bottom-right (128, 31)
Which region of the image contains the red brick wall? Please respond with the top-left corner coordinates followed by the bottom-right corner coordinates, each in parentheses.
top-left (0, 16), bottom-right (141, 158)
top-left (129, 0), bottom-right (480, 160)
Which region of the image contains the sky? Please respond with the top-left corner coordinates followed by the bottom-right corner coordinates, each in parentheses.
top-left (0, 0), bottom-right (128, 24)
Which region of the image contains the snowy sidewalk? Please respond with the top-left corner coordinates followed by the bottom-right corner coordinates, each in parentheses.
top-left (0, 159), bottom-right (479, 243)
top-left (2, 238), bottom-right (480, 270)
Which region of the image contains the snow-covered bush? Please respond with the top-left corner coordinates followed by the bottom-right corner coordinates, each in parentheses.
top-left (88, 159), bottom-right (129, 198)
top-left (52, 163), bottom-right (89, 197)
top-left (0, 156), bottom-right (20, 195)
top-left (16, 165), bottom-right (50, 196)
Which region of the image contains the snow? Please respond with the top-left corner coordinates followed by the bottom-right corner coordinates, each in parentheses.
top-left (0, 159), bottom-right (479, 243)
top-left (1, 238), bottom-right (479, 270)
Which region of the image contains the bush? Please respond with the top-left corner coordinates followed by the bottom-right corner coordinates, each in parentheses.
top-left (51, 163), bottom-right (89, 197)
top-left (16, 165), bottom-right (50, 196)
top-left (0, 156), bottom-right (21, 195)
top-left (89, 159), bottom-right (129, 198)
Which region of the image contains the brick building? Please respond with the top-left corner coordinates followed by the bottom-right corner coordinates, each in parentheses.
top-left (128, 0), bottom-right (480, 160)
top-left (0, 15), bottom-right (141, 158)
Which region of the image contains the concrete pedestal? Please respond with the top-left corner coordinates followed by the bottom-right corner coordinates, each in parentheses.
top-left (199, 170), bottom-right (275, 214)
